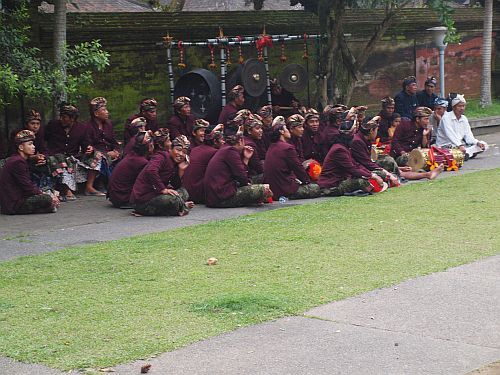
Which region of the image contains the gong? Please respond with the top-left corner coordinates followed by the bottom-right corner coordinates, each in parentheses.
top-left (173, 68), bottom-right (221, 122)
top-left (240, 58), bottom-right (267, 97)
top-left (279, 63), bottom-right (308, 93)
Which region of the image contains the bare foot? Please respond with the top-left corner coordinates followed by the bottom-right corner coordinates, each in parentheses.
top-left (84, 188), bottom-right (105, 196)
top-left (131, 211), bottom-right (143, 217)
top-left (429, 164), bottom-right (444, 180)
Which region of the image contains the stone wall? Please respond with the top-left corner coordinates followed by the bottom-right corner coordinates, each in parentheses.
top-left (1, 8), bottom-right (498, 148)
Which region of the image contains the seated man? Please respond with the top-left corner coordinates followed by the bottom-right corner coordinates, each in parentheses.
top-left (263, 116), bottom-right (320, 200)
top-left (394, 76), bottom-right (418, 120)
top-left (270, 78), bottom-right (301, 118)
top-left (436, 94), bottom-right (488, 159)
top-left (416, 76), bottom-right (438, 110)
top-left (318, 120), bottom-right (385, 196)
top-left (124, 98), bottom-right (158, 144)
top-left (8, 109), bottom-right (51, 190)
top-left (45, 103), bottom-right (89, 199)
top-left (167, 96), bottom-right (197, 139)
top-left (391, 106), bottom-right (432, 166)
top-left (218, 85), bottom-right (245, 127)
top-left (286, 114), bottom-right (306, 162)
top-left (302, 108), bottom-right (323, 162)
top-left (204, 132), bottom-right (272, 208)
top-left (0, 130), bottom-right (59, 215)
top-left (352, 117), bottom-right (443, 184)
top-left (242, 113), bottom-right (265, 183)
top-left (429, 97), bottom-right (448, 144)
top-left (108, 131), bottom-right (152, 208)
top-left (122, 117), bottom-right (147, 157)
top-left (190, 119), bottom-right (208, 148)
top-left (182, 131), bottom-right (224, 204)
top-left (377, 97), bottom-right (396, 143)
top-left (257, 105), bottom-right (273, 153)
top-left (130, 135), bottom-right (194, 216)
top-left (83, 97), bottom-right (120, 195)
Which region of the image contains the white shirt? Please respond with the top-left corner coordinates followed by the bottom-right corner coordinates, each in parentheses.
top-left (436, 110), bottom-right (478, 147)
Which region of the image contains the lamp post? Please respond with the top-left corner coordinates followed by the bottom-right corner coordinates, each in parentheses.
top-left (427, 26), bottom-right (448, 97)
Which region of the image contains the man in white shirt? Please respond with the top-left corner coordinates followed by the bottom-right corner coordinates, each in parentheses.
top-left (436, 94), bottom-right (488, 160)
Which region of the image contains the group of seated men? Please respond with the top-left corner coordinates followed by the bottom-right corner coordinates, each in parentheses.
top-left (0, 76), bottom-right (488, 216)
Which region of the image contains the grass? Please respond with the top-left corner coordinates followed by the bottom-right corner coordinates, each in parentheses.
top-left (465, 98), bottom-right (500, 119)
top-left (0, 169), bottom-right (499, 371)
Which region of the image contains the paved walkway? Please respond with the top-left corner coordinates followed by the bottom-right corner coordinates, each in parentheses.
top-left (0, 132), bottom-right (499, 374)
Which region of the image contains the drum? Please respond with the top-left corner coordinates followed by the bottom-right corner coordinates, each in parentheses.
top-left (370, 145), bottom-right (389, 162)
top-left (408, 147), bottom-right (464, 172)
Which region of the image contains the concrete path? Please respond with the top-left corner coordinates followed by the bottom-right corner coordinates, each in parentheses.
top-left (1, 132), bottom-right (499, 262)
top-left (0, 131), bottom-right (499, 374)
top-left (113, 255), bottom-right (500, 375)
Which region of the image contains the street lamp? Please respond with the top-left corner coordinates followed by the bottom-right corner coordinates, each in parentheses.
top-left (427, 26), bottom-right (448, 97)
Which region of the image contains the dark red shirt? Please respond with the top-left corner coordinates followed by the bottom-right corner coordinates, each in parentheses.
top-left (302, 127), bottom-right (322, 162)
top-left (108, 152), bottom-right (148, 206)
top-left (0, 154), bottom-right (41, 214)
top-left (217, 102), bottom-right (239, 126)
top-left (130, 151), bottom-right (181, 205)
top-left (167, 114), bottom-right (196, 139)
top-left (263, 140), bottom-right (310, 200)
top-left (45, 120), bottom-right (89, 156)
top-left (182, 144), bottom-right (217, 203)
top-left (85, 118), bottom-right (119, 153)
top-left (243, 136), bottom-right (264, 176)
top-left (391, 118), bottom-right (424, 157)
top-left (204, 145), bottom-right (250, 207)
top-left (318, 143), bottom-right (371, 188)
top-left (320, 124), bottom-right (340, 158)
top-left (124, 114), bottom-right (158, 145)
top-left (288, 135), bottom-right (304, 162)
top-left (350, 132), bottom-right (381, 171)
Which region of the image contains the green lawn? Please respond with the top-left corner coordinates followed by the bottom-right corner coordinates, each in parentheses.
top-left (465, 98), bottom-right (500, 119)
top-left (0, 169), bottom-right (499, 371)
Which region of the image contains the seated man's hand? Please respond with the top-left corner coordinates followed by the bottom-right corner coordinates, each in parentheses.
top-left (459, 145), bottom-right (466, 153)
top-left (477, 142), bottom-right (486, 150)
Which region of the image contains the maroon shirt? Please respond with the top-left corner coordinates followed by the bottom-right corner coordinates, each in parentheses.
top-left (391, 118), bottom-right (424, 157)
top-left (217, 102), bottom-right (239, 126)
top-left (254, 138), bottom-right (268, 161)
top-left (108, 152), bottom-right (148, 206)
top-left (124, 114), bottom-right (158, 145)
top-left (130, 151), bottom-right (181, 205)
top-left (377, 110), bottom-right (393, 143)
top-left (122, 135), bottom-right (136, 157)
top-left (318, 143), bottom-right (371, 188)
top-left (350, 132), bottom-right (381, 171)
top-left (263, 140), bottom-right (310, 200)
top-left (243, 136), bottom-right (264, 176)
top-left (302, 127), bottom-right (322, 162)
top-left (167, 114), bottom-right (196, 139)
top-left (45, 120), bottom-right (89, 156)
top-left (204, 145), bottom-right (250, 207)
top-left (288, 135), bottom-right (304, 162)
top-left (0, 154), bottom-right (41, 214)
top-left (85, 118), bottom-right (119, 152)
top-left (182, 144), bottom-right (217, 203)
top-left (320, 124), bottom-right (340, 158)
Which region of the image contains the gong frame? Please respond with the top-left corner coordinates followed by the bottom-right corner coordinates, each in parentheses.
top-left (162, 33), bottom-right (322, 110)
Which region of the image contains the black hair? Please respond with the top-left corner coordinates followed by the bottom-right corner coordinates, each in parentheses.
top-left (270, 124), bottom-right (286, 143)
top-left (132, 132), bottom-right (150, 156)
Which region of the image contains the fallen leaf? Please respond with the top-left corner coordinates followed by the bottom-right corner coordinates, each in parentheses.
top-left (141, 364), bottom-right (152, 373)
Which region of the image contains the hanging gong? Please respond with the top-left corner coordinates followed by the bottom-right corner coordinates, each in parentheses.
top-left (241, 58), bottom-right (267, 97)
top-left (173, 68), bottom-right (221, 122)
top-left (279, 63), bottom-right (308, 93)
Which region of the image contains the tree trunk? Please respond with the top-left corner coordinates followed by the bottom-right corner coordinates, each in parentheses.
top-left (479, 0), bottom-right (492, 107)
top-left (53, 0), bottom-right (67, 110)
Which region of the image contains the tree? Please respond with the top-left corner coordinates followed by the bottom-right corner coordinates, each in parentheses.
top-left (479, 0), bottom-right (492, 107)
top-left (0, 0), bottom-right (109, 110)
top-left (53, 0), bottom-right (67, 105)
top-left (254, 0), bottom-right (458, 107)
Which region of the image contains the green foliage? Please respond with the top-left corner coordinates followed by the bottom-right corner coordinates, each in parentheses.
top-left (427, 0), bottom-right (460, 43)
top-left (0, 1), bottom-right (110, 107)
top-left (0, 169), bottom-right (498, 370)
